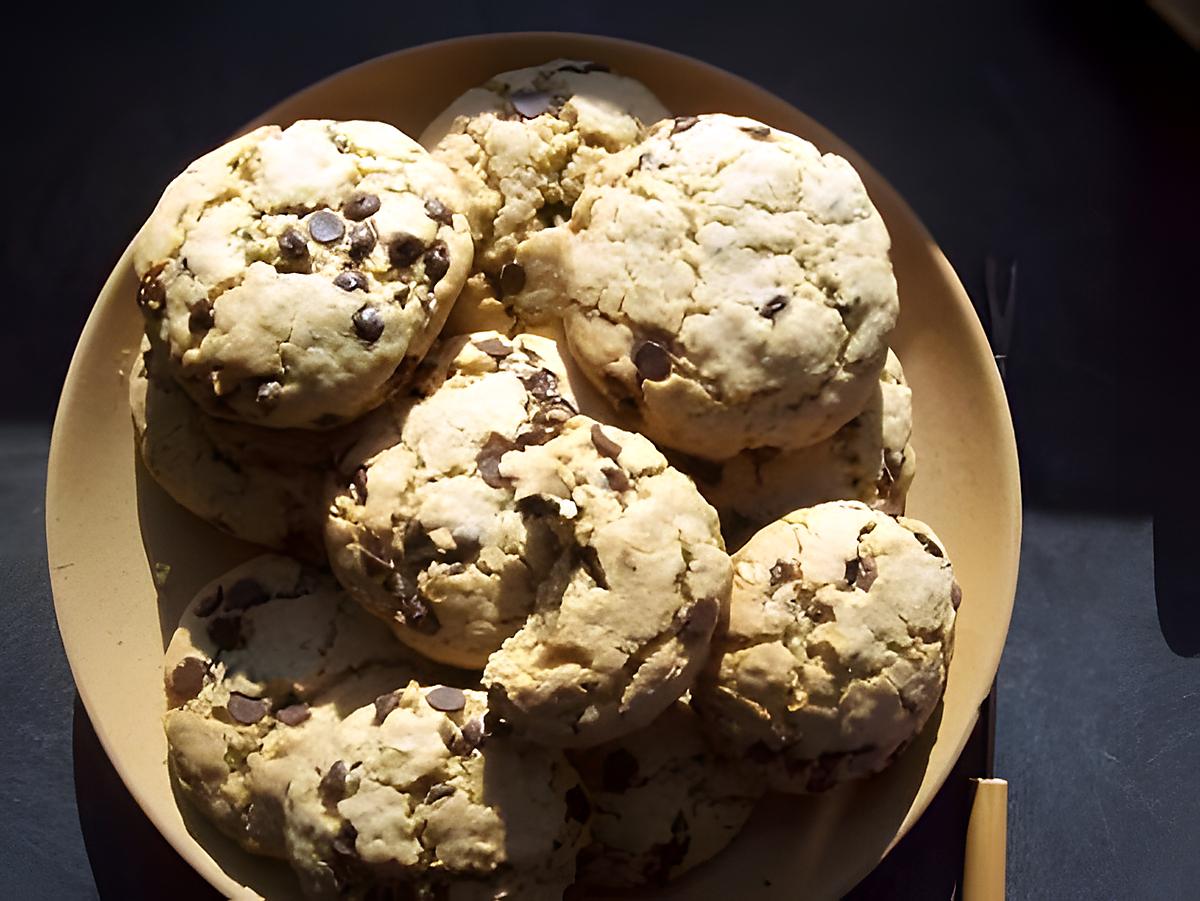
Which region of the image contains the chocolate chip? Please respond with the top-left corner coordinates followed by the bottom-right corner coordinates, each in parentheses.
top-left (137, 268), bottom-right (166, 312)
top-left (510, 89), bottom-right (555, 118)
top-left (472, 337), bottom-right (511, 358)
top-left (188, 303), bottom-right (214, 333)
top-left (333, 270), bottom-right (368, 292)
top-left (951, 581), bottom-right (963, 609)
top-left (516, 426), bottom-right (556, 448)
top-left (351, 465), bottom-right (368, 502)
top-left (395, 587), bottom-right (440, 635)
top-left (522, 369), bottom-right (559, 401)
top-left (499, 262), bottom-right (525, 296)
top-left (633, 340), bottom-right (672, 382)
top-left (856, 555), bottom-right (878, 591)
top-left (670, 115), bottom-right (699, 135)
top-left (770, 560), bottom-right (801, 585)
top-left (423, 241), bottom-right (450, 284)
top-left (226, 692), bottom-right (267, 725)
top-left (577, 545), bottom-right (609, 590)
top-left (319, 759), bottom-right (348, 808)
top-left (914, 533), bottom-right (945, 558)
top-left (844, 557), bottom-right (861, 588)
top-left (387, 233), bottom-right (425, 267)
top-left (425, 784), bottom-right (455, 804)
top-left (604, 467), bottom-right (630, 492)
top-left (374, 691), bottom-right (400, 725)
top-left (459, 717), bottom-right (485, 751)
top-left (278, 228), bottom-right (310, 258)
top-left (761, 295), bottom-right (788, 319)
top-left (741, 124), bottom-right (772, 138)
top-left (276, 703), bottom-right (311, 726)
top-left (348, 304), bottom-right (385, 343)
top-left (332, 822), bottom-right (358, 859)
top-left (424, 198), bottom-right (452, 225)
top-left (601, 748), bottom-right (639, 792)
top-left (308, 210), bottom-right (345, 244)
top-left (344, 193), bottom-right (380, 221)
top-left (477, 432), bottom-right (517, 489)
top-left (169, 657), bottom-right (207, 700)
top-left (256, 381), bottom-right (282, 407)
top-left (207, 615), bottom-right (242, 650)
top-left (426, 686), bottom-right (467, 712)
top-left (224, 578), bottom-right (269, 611)
top-left (348, 223), bottom-right (376, 258)
top-left (802, 596), bottom-right (836, 625)
top-left (195, 585), bottom-right (224, 618)
top-left (564, 785), bottom-right (591, 822)
top-left (590, 424), bottom-right (623, 460)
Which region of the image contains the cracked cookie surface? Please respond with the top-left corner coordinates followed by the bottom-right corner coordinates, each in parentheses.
top-left (162, 555), bottom-right (466, 858)
top-left (674, 349), bottom-right (915, 548)
top-left (560, 113), bottom-right (899, 460)
top-left (284, 681), bottom-right (587, 900)
top-left (421, 60), bottom-right (668, 333)
top-left (130, 340), bottom-right (355, 559)
top-left (570, 700), bottom-right (763, 888)
top-left (692, 501), bottom-right (958, 793)
top-left (134, 119), bottom-right (472, 429)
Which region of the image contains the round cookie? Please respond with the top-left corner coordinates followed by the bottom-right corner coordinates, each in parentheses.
top-left (130, 341), bottom-right (350, 559)
top-left (676, 348), bottom-right (915, 548)
top-left (134, 119), bottom-right (473, 429)
top-left (283, 681), bottom-right (588, 900)
top-left (559, 113), bottom-right (899, 460)
top-left (325, 331), bottom-right (585, 669)
top-left (692, 502), bottom-right (959, 793)
top-left (570, 700), bottom-right (763, 888)
top-left (421, 60), bottom-right (669, 332)
top-left (163, 555), bottom-right (465, 857)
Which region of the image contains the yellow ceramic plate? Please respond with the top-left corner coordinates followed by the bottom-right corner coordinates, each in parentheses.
top-left (47, 33), bottom-right (1020, 900)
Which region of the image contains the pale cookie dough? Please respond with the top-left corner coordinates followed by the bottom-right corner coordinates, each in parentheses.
top-left (284, 682), bottom-right (588, 900)
top-left (163, 555), bottom-right (464, 857)
top-left (130, 341), bottom-right (350, 560)
top-left (560, 113), bottom-right (899, 460)
top-left (570, 700), bottom-right (763, 888)
top-left (692, 501), bottom-right (959, 793)
top-left (325, 332), bottom-right (584, 669)
top-left (420, 60), bottom-right (669, 333)
top-left (135, 119), bottom-right (473, 429)
top-left (674, 349), bottom-right (915, 548)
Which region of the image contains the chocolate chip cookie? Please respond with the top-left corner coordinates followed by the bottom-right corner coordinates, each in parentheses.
top-left (559, 113), bottom-right (899, 460)
top-left (692, 501), bottom-right (959, 793)
top-left (134, 120), bottom-right (472, 429)
top-left (421, 60), bottom-right (669, 333)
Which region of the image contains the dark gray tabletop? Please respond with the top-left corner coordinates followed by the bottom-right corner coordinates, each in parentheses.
top-left (2, 2), bottom-right (1194, 897)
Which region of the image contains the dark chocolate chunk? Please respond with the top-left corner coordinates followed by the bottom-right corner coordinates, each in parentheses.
top-left (195, 585), bottom-right (224, 618)
top-left (601, 748), bottom-right (639, 792)
top-left (188, 302), bottom-right (214, 333)
top-left (256, 381), bottom-right (282, 407)
top-left (425, 686), bottom-right (467, 713)
top-left (603, 467), bottom-right (631, 492)
top-left (276, 703), bottom-right (311, 726)
top-left (854, 555), bottom-right (878, 591)
top-left (425, 784), bottom-right (456, 804)
top-left (633, 340), bottom-right (672, 382)
top-left (741, 124), bottom-right (772, 138)
top-left (226, 692), bottom-right (268, 725)
top-left (844, 557), bottom-right (861, 588)
top-left (207, 615), bottom-right (242, 650)
top-left (351, 304), bottom-right (385, 342)
top-left (423, 241), bottom-right (450, 284)
top-left (137, 267), bottom-right (166, 312)
top-left (351, 465), bottom-right (369, 501)
top-left (498, 262), bottom-right (525, 296)
top-left (769, 560), bottom-right (801, 585)
top-left (169, 657), bottom-right (208, 700)
top-left (332, 822), bottom-right (358, 858)
top-left (396, 590), bottom-right (440, 635)
top-left (472, 337), bottom-right (512, 358)
top-left (224, 578), bottom-right (269, 611)
top-left (374, 691), bottom-right (400, 725)
top-left (424, 198), bottom-right (452, 225)
top-left (564, 785), bottom-right (591, 822)
top-left (950, 581), bottom-right (963, 609)
top-left (319, 759), bottom-right (348, 808)
top-left (590, 425), bottom-right (623, 460)
top-left (347, 223), bottom-right (376, 258)
top-left (333, 270), bottom-right (368, 292)
top-left (343, 193), bottom-right (380, 221)
top-left (914, 532), bottom-right (944, 558)
top-left (510, 89), bottom-right (555, 118)
top-left (459, 717), bottom-right (485, 751)
top-left (476, 432), bottom-right (517, 489)
top-left (308, 210), bottom-right (345, 244)
top-left (670, 115), bottom-right (699, 135)
top-left (577, 545), bottom-right (609, 590)
top-left (388, 233), bottom-right (425, 267)
top-left (278, 227), bottom-right (310, 258)
top-left (522, 368), bottom-right (559, 401)
top-left (760, 295), bottom-right (788, 319)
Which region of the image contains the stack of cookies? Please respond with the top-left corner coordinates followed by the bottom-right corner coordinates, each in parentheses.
top-left (133, 60), bottom-right (961, 899)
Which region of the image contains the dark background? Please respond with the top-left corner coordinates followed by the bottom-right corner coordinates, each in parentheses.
top-left (1, 0), bottom-right (1196, 897)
